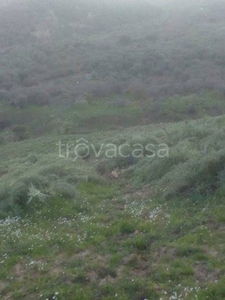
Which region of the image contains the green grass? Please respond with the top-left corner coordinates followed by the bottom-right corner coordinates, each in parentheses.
top-left (160, 90), bottom-right (225, 118)
top-left (1, 89), bottom-right (225, 142)
top-left (0, 97), bottom-right (146, 140)
top-left (1, 1), bottom-right (225, 298)
top-left (0, 180), bottom-right (224, 299)
top-left (0, 108), bottom-right (225, 299)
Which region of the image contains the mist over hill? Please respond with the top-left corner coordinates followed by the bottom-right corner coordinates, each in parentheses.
top-left (0, 0), bottom-right (225, 110)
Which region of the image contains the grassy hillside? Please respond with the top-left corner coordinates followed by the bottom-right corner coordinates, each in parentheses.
top-left (0, 116), bottom-right (225, 299)
top-left (0, 0), bottom-right (225, 299)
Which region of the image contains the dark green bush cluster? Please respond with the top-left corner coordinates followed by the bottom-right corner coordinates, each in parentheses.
top-left (125, 148), bottom-right (188, 186)
top-left (0, 174), bottom-right (47, 217)
top-left (158, 150), bottom-right (225, 198)
top-left (12, 125), bottom-right (29, 141)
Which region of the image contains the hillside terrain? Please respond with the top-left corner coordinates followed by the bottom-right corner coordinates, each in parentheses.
top-left (0, 0), bottom-right (225, 299)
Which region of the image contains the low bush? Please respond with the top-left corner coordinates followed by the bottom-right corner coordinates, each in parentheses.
top-left (50, 181), bottom-right (76, 199)
top-left (158, 150), bottom-right (225, 198)
top-left (128, 150), bottom-right (188, 185)
top-left (12, 125), bottom-right (29, 141)
top-left (0, 115), bottom-right (12, 130)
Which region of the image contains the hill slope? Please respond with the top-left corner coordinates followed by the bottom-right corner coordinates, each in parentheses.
top-left (0, 1), bottom-right (225, 299)
top-left (0, 116), bottom-right (225, 299)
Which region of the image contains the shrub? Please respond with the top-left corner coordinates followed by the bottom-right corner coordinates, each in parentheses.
top-left (26, 154), bottom-right (38, 164)
top-left (27, 87), bottom-right (49, 105)
top-left (158, 150), bottom-right (225, 198)
top-left (50, 181), bottom-right (76, 199)
top-left (0, 175), bottom-right (48, 216)
top-left (126, 79), bottom-right (148, 100)
top-left (12, 125), bottom-right (29, 141)
top-left (9, 183), bottom-right (29, 215)
top-left (84, 81), bottom-right (114, 100)
top-left (0, 187), bottom-right (11, 217)
top-left (119, 221), bottom-right (136, 234)
top-left (131, 233), bottom-right (157, 252)
top-left (39, 165), bottom-right (71, 178)
top-left (0, 90), bottom-right (10, 102)
top-left (10, 94), bottom-right (28, 108)
top-left (0, 115), bottom-right (11, 130)
top-left (96, 159), bottom-right (112, 175)
top-left (129, 150), bottom-right (188, 185)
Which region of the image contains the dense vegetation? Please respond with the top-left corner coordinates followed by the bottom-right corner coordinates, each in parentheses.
top-left (0, 0), bottom-right (225, 299)
top-left (1, 0), bottom-right (225, 131)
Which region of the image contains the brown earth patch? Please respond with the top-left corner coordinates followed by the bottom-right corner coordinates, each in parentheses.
top-left (194, 262), bottom-right (221, 282)
top-left (13, 261), bottom-right (26, 280)
top-left (155, 247), bottom-right (177, 261)
top-left (0, 280), bottom-right (8, 291)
